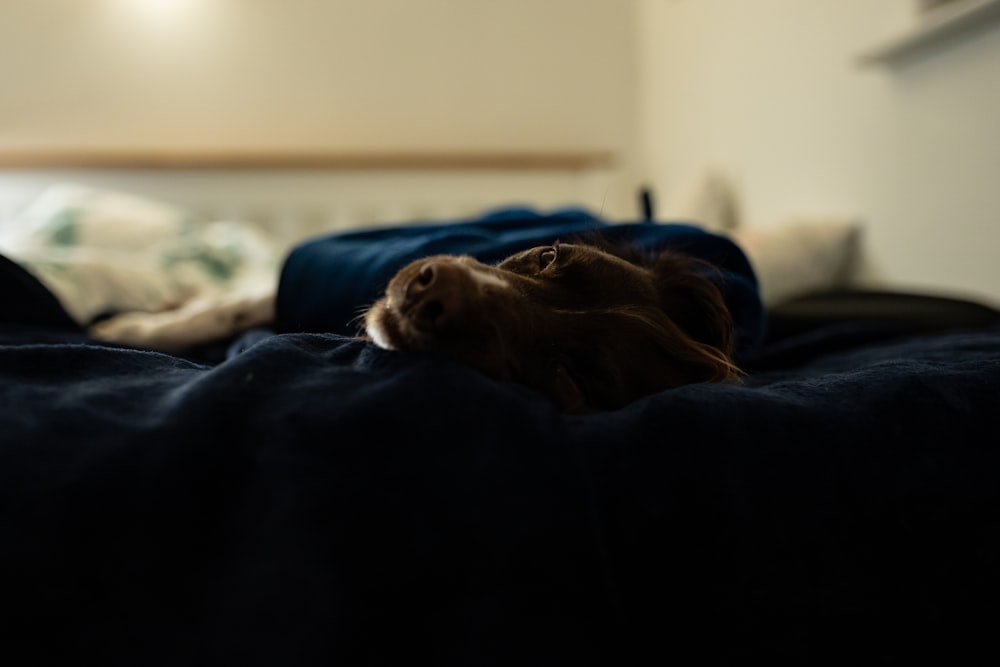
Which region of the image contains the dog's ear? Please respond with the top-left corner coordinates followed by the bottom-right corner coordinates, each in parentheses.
top-left (650, 251), bottom-right (740, 382)
top-left (574, 240), bottom-right (733, 354)
top-left (651, 251), bottom-right (734, 352)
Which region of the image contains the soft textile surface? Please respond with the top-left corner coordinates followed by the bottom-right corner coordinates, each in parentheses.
top-left (732, 217), bottom-right (864, 305)
top-left (277, 206), bottom-right (767, 353)
top-left (3, 206), bottom-right (999, 663)
top-left (659, 168), bottom-right (869, 305)
top-left (0, 183), bottom-right (279, 342)
top-left (2, 321), bottom-right (1000, 664)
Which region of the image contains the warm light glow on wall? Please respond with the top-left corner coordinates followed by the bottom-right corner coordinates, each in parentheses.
top-left (98, 0), bottom-right (221, 62)
top-left (110, 0), bottom-right (205, 24)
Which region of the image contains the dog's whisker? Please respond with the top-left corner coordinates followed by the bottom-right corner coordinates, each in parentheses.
top-left (347, 306), bottom-right (374, 335)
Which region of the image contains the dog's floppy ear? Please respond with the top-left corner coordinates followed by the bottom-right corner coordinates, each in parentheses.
top-left (651, 251), bottom-right (734, 351)
top-left (650, 250), bottom-right (740, 382)
top-left (578, 239), bottom-right (734, 354)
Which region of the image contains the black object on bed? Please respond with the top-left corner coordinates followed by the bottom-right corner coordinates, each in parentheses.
top-left (2, 210), bottom-right (1000, 665)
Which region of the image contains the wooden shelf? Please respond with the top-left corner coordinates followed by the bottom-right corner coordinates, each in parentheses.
top-left (0, 148), bottom-right (615, 171)
top-left (857, 0), bottom-right (1000, 65)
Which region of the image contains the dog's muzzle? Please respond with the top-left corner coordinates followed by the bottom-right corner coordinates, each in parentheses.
top-left (364, 256), bottom-right (510, 349)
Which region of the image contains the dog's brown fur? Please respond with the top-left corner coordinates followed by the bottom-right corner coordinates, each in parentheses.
top-left (363, 242), bottom-right (740, 413)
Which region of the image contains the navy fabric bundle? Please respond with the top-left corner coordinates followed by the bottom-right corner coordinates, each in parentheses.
top-left (0, 252), bottom-right (81, 332)
top-left (276, 207), bottom-right (766, 353)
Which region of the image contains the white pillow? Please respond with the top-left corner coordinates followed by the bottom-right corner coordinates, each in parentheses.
top-left (733, 218), bottom-right (865, 306)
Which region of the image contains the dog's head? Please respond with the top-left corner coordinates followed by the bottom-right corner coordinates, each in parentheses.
top-left (363, 242), bottom-right (740, 413)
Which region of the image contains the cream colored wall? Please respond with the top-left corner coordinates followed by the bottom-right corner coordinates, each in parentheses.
top-left (0, 0), bottom-right (635, 154)
top-left (637, 0), bottom-right (1000, 305)
top-left (0, 0), bottom-right (642, 220)
top-left (5, 0), bottom-right (999, 304)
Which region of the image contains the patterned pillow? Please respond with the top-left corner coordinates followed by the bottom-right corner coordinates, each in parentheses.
top-left (0, 183), bottom-right (279, 325)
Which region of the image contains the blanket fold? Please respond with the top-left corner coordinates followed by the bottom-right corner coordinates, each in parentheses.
top-left (276, 207), bottom-right (767, 353)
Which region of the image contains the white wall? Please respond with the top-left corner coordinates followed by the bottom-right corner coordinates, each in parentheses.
top-left (637, 0), bottom-right (1000, 305)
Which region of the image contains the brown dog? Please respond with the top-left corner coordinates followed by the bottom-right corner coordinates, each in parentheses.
top-left (363, 241), bottom-right (740, 413)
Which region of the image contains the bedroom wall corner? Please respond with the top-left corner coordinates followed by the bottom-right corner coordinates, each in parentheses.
top-left (635, 0), bottom-right (1000, 307)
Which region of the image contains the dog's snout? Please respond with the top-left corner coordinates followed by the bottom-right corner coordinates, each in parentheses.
top-left (402, 259), bottom-right (469, 332)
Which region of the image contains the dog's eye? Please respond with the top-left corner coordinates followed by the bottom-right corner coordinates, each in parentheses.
top-left (538, 246), bottom-right (558, 271)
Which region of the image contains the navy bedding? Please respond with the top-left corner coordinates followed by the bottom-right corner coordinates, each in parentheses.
top-left (276, 207), bottom-right (767, 351)
top-left (3, 210), bottom-right (1000, 665)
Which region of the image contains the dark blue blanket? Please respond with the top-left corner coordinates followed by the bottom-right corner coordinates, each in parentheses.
top-left (276, 207), bottom-right (767, 353)
top-left (2, 211), bottom-right (1000, 664)
top-left (2, 324), bottom-right (1000, 664)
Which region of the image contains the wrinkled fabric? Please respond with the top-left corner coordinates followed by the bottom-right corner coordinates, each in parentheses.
top-left (2, 321), bottom-right (1000, 664)
top-left (276, 207), bottom-right (766, 353)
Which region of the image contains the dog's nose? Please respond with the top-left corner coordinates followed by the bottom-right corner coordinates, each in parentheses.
top-left (416, 263), bottom-right (436, 289)
top-left (403, 260), bottom-right (469, 332)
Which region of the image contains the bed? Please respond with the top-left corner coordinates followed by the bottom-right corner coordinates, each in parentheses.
top-left (2, 177), bottom-right (1000, 664)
